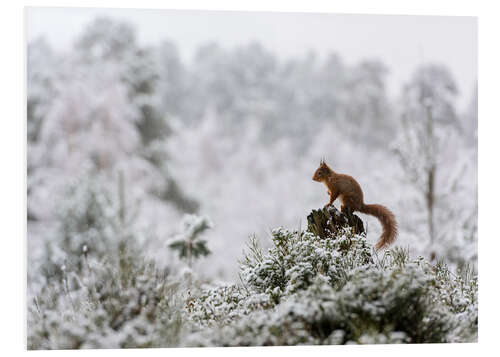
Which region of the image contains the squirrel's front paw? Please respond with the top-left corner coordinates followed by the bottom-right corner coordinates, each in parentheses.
top-left (324, 203), bottom-right (331, 209)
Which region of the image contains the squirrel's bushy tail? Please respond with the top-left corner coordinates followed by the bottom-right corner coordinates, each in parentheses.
top-left (359, 203), bottom-right (397, 251)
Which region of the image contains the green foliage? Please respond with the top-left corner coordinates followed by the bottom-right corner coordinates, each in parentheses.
top-left (168, 214), bottom-right (212, 264)
top-left (169, 240), bottom-right (210, 259)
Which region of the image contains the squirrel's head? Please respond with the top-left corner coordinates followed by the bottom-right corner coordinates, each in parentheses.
top-left (312, 159), bottom-right (332, 182)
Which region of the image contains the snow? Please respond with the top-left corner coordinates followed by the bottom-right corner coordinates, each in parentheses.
top-left (27, 16), bottom-right (477, 349)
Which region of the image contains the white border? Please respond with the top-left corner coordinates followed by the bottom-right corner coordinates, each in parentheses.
top-left (2, 1), bottom-right (497, 356)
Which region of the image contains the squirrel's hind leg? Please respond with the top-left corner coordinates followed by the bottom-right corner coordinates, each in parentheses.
top-left (341, 205), bottom-right (353, 216)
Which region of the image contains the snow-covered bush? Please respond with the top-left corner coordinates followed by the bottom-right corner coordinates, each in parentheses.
top-left (187, 225), bottom-right (477, 346)
top-left (28, 176), bottom-right (187, 349)
top-left (28, 185), bottom-right (477, 349)
top-left (187, 226), bottom-right (371, 329)
top-left (187, 284), bottom-right (273, 327)
top-left (241, 227), bottom-right (372, 298)
top-left (28, 238), bottom-right (185, 349)
top-left (36, 174), bottom-right (141, 282)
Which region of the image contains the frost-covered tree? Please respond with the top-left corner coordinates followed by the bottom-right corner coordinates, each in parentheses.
top-left (191, 42), bottom-right (280, 130)
top-left (188, 45), bottom-right (392, 152)
top-left (72, 18), bottom-right (198, 214)
top-left (75, 17), bottom-right (167, 144)
top-left (27, 38), bottom-right (58, 143)
top-left (462, 83), bottom-right (478, 147)
top-left (27, 38), bottom-right (61, 220)
top-left (28, 59), bottom-right (152, 220)
top-left (393, 65), bottom-right (476, 266)
top-left (394, 64), bottom-right (458, 246)
top-left (343, 60), bottom-right (393, 145)
top-left (27, 17), bottom-right (197, 221)
top-left (153, 40), bottom-right (191, 121)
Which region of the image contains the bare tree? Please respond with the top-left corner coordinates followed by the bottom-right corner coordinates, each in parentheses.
top-left (394, 65), bottom-right (460, 247)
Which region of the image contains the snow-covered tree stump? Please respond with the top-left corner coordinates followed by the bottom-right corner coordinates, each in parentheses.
top-left (307, 205), bottom-right (365, 239)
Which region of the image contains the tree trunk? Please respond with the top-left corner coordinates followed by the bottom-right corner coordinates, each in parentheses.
top-left (427, 165), bottom-right (436, 244)
top-left (307, 205), bottom-right (365, 239)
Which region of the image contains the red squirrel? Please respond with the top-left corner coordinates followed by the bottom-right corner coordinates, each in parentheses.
top-left (312, 160), bottom-right (397, 250)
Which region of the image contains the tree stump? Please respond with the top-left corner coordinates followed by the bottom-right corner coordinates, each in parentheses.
top-left (307, 205), bottom-right (365, 239)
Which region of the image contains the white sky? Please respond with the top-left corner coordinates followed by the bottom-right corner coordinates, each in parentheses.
top-left (26, 7), bottom-right (477, 108)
